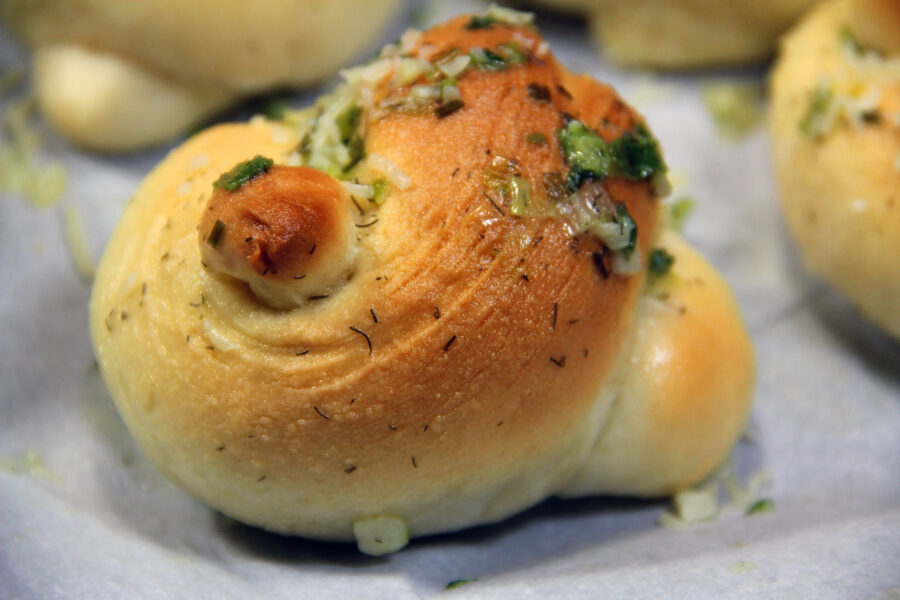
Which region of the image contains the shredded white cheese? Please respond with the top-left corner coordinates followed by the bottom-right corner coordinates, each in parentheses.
top-left (62, 204), bottom-right (95, 281)
top-left (438, 54), bottom-right (472, 79)
top-left (483, 4), bottom-right (534, 27)
top-left (367, 153), bottom-right (411, 190)
top-left (352, 516), bottom-right (409, 556)
top-left (342, 181), bottom-right (375, 199)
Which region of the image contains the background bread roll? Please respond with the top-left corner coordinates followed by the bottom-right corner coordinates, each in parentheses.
top-left (0, 0), bottom-right (401, 151)
top-left (530, 0), bottom-right (821, 69)
top-left (90, 11), bottom-right (754, 553)
top-left (770, 0), bottom-right (900, 338)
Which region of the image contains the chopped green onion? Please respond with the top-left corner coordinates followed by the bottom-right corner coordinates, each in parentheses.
top-left (608, 125), bottom-right (667, 180)
top-left (526, 131), bottom-right (547, 146)
top-left (213, 155), bottom-right (274, 191)
top-left (336, 103), bottom-right (362, 144)
top-left (668, 197), bottom-right (694, 232)
top-left (558, 118), bottom-right (666, 191)
top-left (372, 178), bottom-right (390, 205)
top-left (446, 578), bottom-right (477, 590)
top-left (466, 15), bottom-right (497, 29)
top-left (648, 247), bottom-right (675, 277)
top-left (557, 118), bottom-right (612, 192)
top-left (206, 220), bottom-right (226, 248)
top-left (799, 80), bottom-right (834, 139)
top-left (469, 42), bottom-right (527, 71)
top-left (342, 135), bottom-right (365, 173)
top-left (745, 498), bottom-right (774, 516)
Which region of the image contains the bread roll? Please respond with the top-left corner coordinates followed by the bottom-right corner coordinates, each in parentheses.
top-left (0, 0), bottom-right (401, 151)
top-left (90, 9), bottom-right (755, 554)
top-left (770, 0), bottom-right (900, 338)
top-left (530, 0), bottom-right (820, 69)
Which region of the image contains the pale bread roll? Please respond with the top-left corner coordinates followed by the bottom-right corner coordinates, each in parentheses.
top-left (90, 12), bottom-right (755, 553)
top-left (1, 0), bottom-right (401, 151)
top-left (530, 0), bottom-right (820, 69)
top-left (770, 0), bottom-right (900, 338)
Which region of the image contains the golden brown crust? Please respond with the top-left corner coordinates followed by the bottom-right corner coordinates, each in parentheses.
top-left (90, 14), bottom-right (753, 545)
top-left (851, 0), bottom-right (900, 54)
top-left (198, 165), bottom-right (358, 308)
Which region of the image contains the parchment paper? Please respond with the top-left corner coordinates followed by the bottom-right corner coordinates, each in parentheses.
top-left (2, 3), bottom-right (898, 598)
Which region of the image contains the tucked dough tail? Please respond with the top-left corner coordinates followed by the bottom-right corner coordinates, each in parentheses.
top-left (561, 230), bottom-right (755, 497)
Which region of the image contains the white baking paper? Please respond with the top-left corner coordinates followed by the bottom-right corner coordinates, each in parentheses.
top-left (1, 3), bottom-right (898, 598)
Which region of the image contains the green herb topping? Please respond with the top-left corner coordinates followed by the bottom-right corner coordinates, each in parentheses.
top-left (613, 203), bottom-right (638, 258)
top-left (336, 103), bottom-right (362, 144)
top-left (745, 498), bottom-right (775, 516)
top-left (668, 197), bottom-right (694, 232)
top-left (466, 15), bottom-right (498, 29)
top-left (647, 247), bottom-right (675, 277)
top-left (470, 43), bottom-right (527, 71)
top-left (206, 219), bottom-right (226, 248)
top-left (608, 125), bottom-right (666, 179)
top-left (372, 178), bottom-right (390, 206)
top-left (526, 131), bottom-right (547, 146)
top-left (557, 118), bottom-right (612, 192)
top-left (799, 80), bottom-right (834, 139)
top-left (446, 578), bottom-right (477, 590)
top-left (213, 155), bottom-right (274, 191)
top-left (557, 118), bottom-right (666, 191)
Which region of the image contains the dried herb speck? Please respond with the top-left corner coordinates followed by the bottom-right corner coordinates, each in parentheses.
top-left (443, 335), bottom-right (457, 352)
top-left (206, 219), bottom-right (226, 248)
top-left (349, 326), bottom-right (373, 355)
top-left (527, 82), bottom-right (551, 102)
top-left (484, 191), bottom-right (505, 216)
top-left (592, 250), bottom-right (611, 279)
